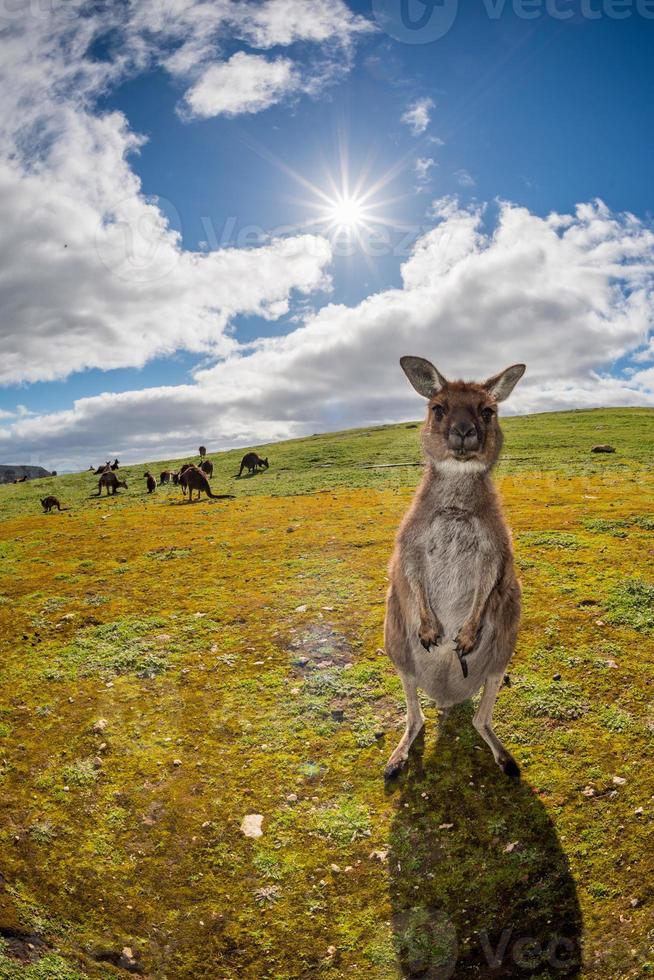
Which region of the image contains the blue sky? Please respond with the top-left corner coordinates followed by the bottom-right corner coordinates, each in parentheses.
top-left (0, 1), bottom-right (653, 468)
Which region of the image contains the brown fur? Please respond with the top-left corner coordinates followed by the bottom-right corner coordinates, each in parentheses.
top-left (199, 459), bottom-right (214, 477)
top-left (41, 496), bottom-right (62, 512)
top-left (179, 465), bottom-right (234, 503)
top-left (384, 357), bottom-right (525, 781)
top-left (238, 452), bottom-right (269, 477)
top-left (144, 472), bottom-right (156, 493)
top-left (160, 471), bottom-right (171, 485)
top-left (96, 471), bottom-right (128, 495)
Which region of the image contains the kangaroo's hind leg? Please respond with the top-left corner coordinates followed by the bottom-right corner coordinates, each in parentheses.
top-left (472, 583), bottom-right (521, 779)
top-left (384, 591), bottom-right (424, 780)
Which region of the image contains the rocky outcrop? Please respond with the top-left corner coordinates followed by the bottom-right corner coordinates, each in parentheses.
top-left (0, 464), bottom-right (53, 484)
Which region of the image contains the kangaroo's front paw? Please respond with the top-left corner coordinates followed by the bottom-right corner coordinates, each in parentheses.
top-left (418, 618), bottom-right (442, 651)
top-left (454, 620), bottom-right (480, 656)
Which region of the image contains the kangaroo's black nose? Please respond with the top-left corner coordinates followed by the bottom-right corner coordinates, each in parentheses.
top-left (448, 421), bottom-right (479, 451)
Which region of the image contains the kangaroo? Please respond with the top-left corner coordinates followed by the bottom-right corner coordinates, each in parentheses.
top-left (160, 471), bottom-right (171, 485)
top-left (97, 471), bottom-right (128, 496)
top-left (111, 458), bottom-right (120, 470)
top-left (144, 472), bottom-right (156, 494)
top-left (384, 357), bottom-right (526, 782)
top-left (238, 452), bottom-right (269, 477)
top-left (41, 496), bottom-right (62, 512)
top-left (179, 465), bottom-right (235, 503)
top-left (199, 445), bottom-right (207, 458)
top-left (199, 459), bottom-right (213, 477)
top-left (94, 462), bottom-right (111, 475)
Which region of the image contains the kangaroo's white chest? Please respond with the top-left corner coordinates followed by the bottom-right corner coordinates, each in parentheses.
top-left (419, 510), bottom-right (491, 632)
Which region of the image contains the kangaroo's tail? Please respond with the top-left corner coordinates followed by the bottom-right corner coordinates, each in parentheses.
top-left (237, 464), bottom-right (245, 477)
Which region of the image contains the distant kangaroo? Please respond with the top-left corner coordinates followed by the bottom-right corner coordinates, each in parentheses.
top-left (238, 452), bottom-right (269, 477)
top-left (41, 496), bottom-right (62, 512)
top-left (111, 458), bottom-right (120, 470)
top-left (179, 465), bottom-right (235, 503)
top-left (94, 462), bottom-right (111, 475)
top-left (384, 357), bottom-right (526, 781)
top-left (199, 459), bottom-right (213, 477)
top-left (97, 471), bottom-right (128, 496)
top-left (199, 445), bottom-right (207, 458)
top-left (160, 471), bottom-right (171, 485)
top-left (144, 472), bottom-right (156, 494)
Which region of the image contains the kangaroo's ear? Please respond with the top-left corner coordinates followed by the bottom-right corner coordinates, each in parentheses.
top-left (400, 356), bottom-right (447, 399)
top-left (483, 364), bottom-right (526, 402)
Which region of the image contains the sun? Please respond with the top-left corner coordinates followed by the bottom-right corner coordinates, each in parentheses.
top-left (242, 130), bottom-right (414, 254)
top-left (327, 194), bottom-right (367, 231)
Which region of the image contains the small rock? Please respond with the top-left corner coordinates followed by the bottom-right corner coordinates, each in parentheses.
top-left (553, 673), bottom-right (561, 682)
top-left (326, 945), bottom-right (336, 958)
top-left (240, 813), bottom-right (264, 838)
top-left (504, 841), bottom-right (519, 853)
top-left (630, 898), bottom-right (640, 908)
top-left (369, 849), bottom-right (388, 862)
top-left (582, 786), bottom-right (596, 797)
top-left (172, 759), bottom-right (182, 767)
top-left (92, 719), bottom-right (108, 733)
top-left (634, 807), bottom-right (644, 816)
top-left (330, 863), bottom-right (341, 873)
top-left (612, 776), bottom-right (627, 786)
top-left (119, 947), bottom-right (139, 972)
top-left (286, 794), bottom-right (298, 803)
top-left (438, 823), bottom-right (454, 830)
top-left (92, 757), bottom-right (103, 770)
top-left (295, 604), bottom-right (307, 613)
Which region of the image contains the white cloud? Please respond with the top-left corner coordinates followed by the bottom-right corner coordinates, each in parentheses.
top-left (3, 198), bottom-right (653, 470)
top-left (455, 168), bottom-right (476, 188)
top-left (184, 52), bottom-right (298, 118)
top-left (414, 156), bottom-right (436, 188)
top-left (401, 97), bottom-right (434, 136)
top-left (0, 2), bottom-right (355, 387)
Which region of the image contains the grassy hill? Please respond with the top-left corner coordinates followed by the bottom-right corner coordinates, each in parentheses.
top-left (0, 408), bottom-right (652, 978)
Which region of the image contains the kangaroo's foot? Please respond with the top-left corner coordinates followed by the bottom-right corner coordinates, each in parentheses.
top-left (384, 713), bottom-right (425, 780)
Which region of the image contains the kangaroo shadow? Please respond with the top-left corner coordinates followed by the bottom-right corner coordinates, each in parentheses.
top-left (235, 470), bottom-right (262, 480)
top-left (387, 705), bottom-right (582, 978)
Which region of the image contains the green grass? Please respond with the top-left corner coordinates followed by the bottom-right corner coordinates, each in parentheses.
top-left (0, 407), bottom-right (652, 978)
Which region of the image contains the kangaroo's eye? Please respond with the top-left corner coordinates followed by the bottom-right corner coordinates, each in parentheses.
top-left (481, 406), bottom-right (495, 421)
top-left (432, 405), bottom-right (445, 421)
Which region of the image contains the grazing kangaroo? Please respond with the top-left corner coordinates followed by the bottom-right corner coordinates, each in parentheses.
top-left (97, 471), bottom-right (128, 496)
top-left (199, 459), bottom-right (213, 477)
top-left (179, 465), bottom-right (235, 503)
top-left (384, 357), bottom-right (526, 781)
top-left (238, 452), bottom-right (269, 477)
top-left (144, 472), bottom-right (156, 494)
top-left (160, 471), bottom-right (171, 485)
top-left (41, 496), bottom-right (62, 512)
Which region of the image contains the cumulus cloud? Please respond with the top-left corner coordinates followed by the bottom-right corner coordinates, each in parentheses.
top-left (0, 1), bottom-right (360, 387)
top-left (184, 52), bottom-right (298, 118)
top-left (3, 198), bottom-right (653, 470)
top-left (401, 97), bottom-right (435, 136)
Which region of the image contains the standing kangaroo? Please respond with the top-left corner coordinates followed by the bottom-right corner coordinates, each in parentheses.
top-left (41, 496), bottom-right (62, 513)
top-left (384, 357), bottom-right (526, 781)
